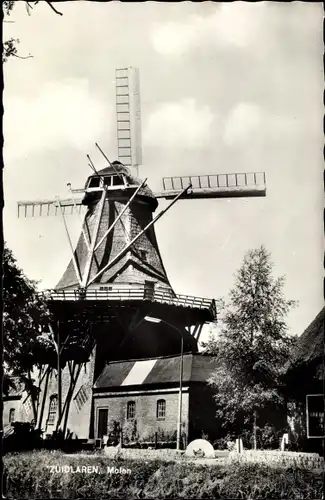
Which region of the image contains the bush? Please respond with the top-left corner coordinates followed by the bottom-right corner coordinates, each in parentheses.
top-left (122, 419), bottom-right (139, 444)
top-left (3, 450), bottom-right (323, 499)
top-left (256, 423), bottom-right (285, 449)
top-left (213, 433), bottom-right (236, 450)
top-left (106, 419), bottom-right (120, 445)
top-left (4, 422), bottom-right (43, 453)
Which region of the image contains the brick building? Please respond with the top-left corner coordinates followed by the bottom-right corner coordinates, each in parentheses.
top-left (93, 353), bottom-right (219, 444)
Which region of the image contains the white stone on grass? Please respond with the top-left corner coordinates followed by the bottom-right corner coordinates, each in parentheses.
top-left (185, 439), bottom-right (215, 458)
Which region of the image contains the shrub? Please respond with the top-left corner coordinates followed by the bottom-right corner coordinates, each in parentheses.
top-left (213, 433), bottom-right (236, 450)
top-left (106, 419), bottom-right (120, 445)
top-left (4, 422), bottom-right (43, 453)
top-left (3, 450), bottom-right (323, 499)
top-left (256, 423), bottom-right (285, 449)
top-left (122, 419), bottom-right (139, 444)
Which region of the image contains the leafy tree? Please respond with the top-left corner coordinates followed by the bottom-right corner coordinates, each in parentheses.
top-left (3, 0), bottom-right (63, 62)
top-left (3, 244), bottom-right (95, 437)
top-left (206, 246), bottom-right (297, 449)
top-left (3, 244), bottom-right (55, 417)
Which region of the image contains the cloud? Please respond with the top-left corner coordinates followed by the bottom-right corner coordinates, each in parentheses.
top-left (4, 78), bottom-right (110, 162)
top-left (143, 98), bottom-right (215, 149)
top-left (223, 102), bottom-right (303, 149)
top-left (151, 2), bottom-right (268, 56)
top-left (223, 103), bottom-right (262, 147)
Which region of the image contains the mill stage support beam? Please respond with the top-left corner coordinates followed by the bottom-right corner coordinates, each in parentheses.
top-left (87, 183), bottom-right (192, 287)
top-left (81, 188), bottom-right (107, 288)
top-left (94, 178), bottom-right (147, 252)
top-left (68, 183), bottom-right (91, 250)
top-left (57, 198), bottom-right (82, 286)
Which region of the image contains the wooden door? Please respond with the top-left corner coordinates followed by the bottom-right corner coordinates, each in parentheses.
top-left (97, 408), bottom-right (108, 438)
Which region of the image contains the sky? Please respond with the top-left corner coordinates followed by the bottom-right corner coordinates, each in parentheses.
top-left (3, 1), bottom-right (324, 344)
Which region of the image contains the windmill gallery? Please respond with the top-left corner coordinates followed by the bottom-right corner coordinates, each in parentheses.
top-left (6, 68), bottom-right (267, 448)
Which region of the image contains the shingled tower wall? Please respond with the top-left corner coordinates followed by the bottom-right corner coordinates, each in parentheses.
top-left (55, 163), bottom-right (174, 295)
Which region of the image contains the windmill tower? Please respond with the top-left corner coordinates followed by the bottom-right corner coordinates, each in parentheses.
top-left (17, 67), bottom-right (266, 438)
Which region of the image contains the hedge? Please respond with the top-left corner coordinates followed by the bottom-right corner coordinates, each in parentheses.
top-left (3, 450), bottom-right (323, 499)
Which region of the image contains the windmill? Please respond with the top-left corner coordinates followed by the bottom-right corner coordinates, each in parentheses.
top-left (16, 68), bottom-right (266, 437)
top-left (17, 64), bottom-right (266, 358)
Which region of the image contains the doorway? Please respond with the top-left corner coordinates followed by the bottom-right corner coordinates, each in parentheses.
top-left (97, 408), bottom-right (108, 438)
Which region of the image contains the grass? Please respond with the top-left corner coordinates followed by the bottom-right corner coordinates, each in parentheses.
top-left (3, 449), bottom-right (324, 499)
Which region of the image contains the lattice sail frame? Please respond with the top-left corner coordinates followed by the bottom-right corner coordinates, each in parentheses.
top-left (116, 67), bottom-right (142, 169)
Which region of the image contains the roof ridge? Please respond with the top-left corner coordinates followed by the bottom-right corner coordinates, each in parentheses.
top-left (105, 352), bottom-right (194, 365)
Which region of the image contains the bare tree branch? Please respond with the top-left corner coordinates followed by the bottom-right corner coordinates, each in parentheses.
top-left (25, 1), bottom-right (34, 16)
top-left (13, 53), bottom-right (33, 60)
top-left (45, 1), bottom-right (63, 16)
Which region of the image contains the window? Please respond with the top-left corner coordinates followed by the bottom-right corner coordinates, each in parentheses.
top-left (74, 385), bottom-right (88, 411)
top-left (103, 176), bottom-right (112, 187)
top-left (127, 401), bottom-right (136, 419)
top-left (9, 408), bottom-right (15, 423)
top-left (139, 249), bottom-right (148, 261)
top-left (88, 177), bottom-right (100, 188)
top-left (157, 399), bottom-right (166, 420)
top-left (144, 281), bottom-right (155, 300)
top-left (47, 395), bottom-right (58, 425)
top-left (23, 397), bottom-right (32, 414)
top-left (112, 175), bottom-right (124, 186)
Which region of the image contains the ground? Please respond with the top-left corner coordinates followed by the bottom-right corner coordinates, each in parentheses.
top-left (3, 449), bottom-right (324, 499)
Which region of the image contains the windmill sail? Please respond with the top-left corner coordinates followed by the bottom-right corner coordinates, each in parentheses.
top-left (116, 67), bottom-right (142, 170)
top-left (155, 172), bottom-right (266, 199)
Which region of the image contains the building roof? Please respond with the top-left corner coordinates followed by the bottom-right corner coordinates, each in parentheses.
top-left (3, 377), bottom-right (25, 400)
top-left (93, 353), bottom-right (218, 390)
top-left (283, 308), bottom-right (324, 396)
top-left (291, 307), bottom-right (324, 366)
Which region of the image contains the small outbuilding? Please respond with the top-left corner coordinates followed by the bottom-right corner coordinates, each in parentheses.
top-left (93, 353), bottom-right (219, 446)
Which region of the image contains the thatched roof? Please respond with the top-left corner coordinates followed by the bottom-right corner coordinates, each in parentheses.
top-left (291, 307), bottom-right (324, 366)
top-left (284, 308), bottom-right (324, 395)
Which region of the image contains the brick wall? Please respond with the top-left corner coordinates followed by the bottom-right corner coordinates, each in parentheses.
top-left (3, 398), bottom-right (25, 426)
top-left (93, 389), bottom-right (189, 440)
top-left (38, 347), bottom-right (96, 439)
top-left (229, 450), bottom-right (324, 468)
top-left (104, 447), bottom-right (183, 460)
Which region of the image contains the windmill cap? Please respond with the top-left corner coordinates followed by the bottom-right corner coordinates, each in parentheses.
top-left (96, 161), bottom-right (131, 177)
top-left (85, 161), bottom-right (158, 208)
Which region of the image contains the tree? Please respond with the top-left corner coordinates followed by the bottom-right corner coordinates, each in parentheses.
top-left (3, 244), bottom-right (55, 418)
top-left (3, 244), bottom-right (95, 437)
top-left (3, 0), bottom-right (63, 62)
top-left (206, 246), bottom-right (297, 449)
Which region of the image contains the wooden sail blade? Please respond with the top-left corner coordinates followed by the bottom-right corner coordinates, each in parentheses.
top-left (116, 67), bottom-right (142, 169)
top-left (17, 198), bottom-right (85, 218)
top-left (154, 172), bottom-right (266, 200)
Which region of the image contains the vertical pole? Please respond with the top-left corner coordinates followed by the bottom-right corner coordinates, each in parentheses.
top-left (176, 333), bottom-right (184, 451)
top-left (253, 410), bottom-right (257, 450)
top-left (82, 188), bottom-right (106, 287)
top-left (57, 320), bottom-right (62, 433)
top-left (57, 198), bottom-right (82, 285)
top-left (306, 395), bottom-right (309, 438)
